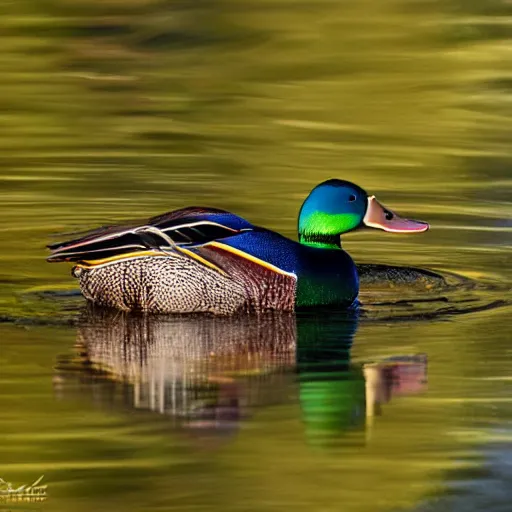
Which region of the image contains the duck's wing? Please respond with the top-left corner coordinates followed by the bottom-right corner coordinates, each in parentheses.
top-left (47, 207), bottom-right (255, 263)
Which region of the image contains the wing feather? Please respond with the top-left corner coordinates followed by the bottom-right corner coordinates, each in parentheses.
top-left (47, 207), bottom-right (255, 263)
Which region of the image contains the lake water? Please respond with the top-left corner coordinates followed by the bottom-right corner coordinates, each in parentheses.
top-left (0, 1), bottom-right (511, 511)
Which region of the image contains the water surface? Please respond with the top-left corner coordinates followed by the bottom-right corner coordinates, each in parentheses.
top-left (0, 1), bottom-right (511, 511)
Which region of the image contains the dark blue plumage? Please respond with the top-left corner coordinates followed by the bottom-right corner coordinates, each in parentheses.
top-left (194, 230), bottom-right (359, 307)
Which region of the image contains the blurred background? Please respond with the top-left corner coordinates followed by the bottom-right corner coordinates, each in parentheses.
top-left (0, 1), bottom-right (511, 511)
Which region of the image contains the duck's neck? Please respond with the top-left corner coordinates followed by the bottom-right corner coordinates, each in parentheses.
top-left (298, 233), bottom-right (342, 250)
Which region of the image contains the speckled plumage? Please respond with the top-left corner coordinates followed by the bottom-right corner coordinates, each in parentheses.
top-left (75, 256), bottom-right (244, 314)
top-left (74, 251), bottom-right (297, 314)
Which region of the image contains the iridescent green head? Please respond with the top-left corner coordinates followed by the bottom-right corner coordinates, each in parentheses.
top-left (298, 179), bottom-right (429, 248)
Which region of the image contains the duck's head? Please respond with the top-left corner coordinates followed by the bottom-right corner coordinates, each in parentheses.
top-left (298, 179), bottom-right (429, 248)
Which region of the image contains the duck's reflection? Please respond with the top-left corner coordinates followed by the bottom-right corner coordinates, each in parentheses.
top-left (54, 305), bottom-right (427, 445)
top-left (295, 312), bottom-right (427, 445)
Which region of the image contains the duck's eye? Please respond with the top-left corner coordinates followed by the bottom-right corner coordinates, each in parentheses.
top-left (348, 194), bottom-right (356, 202)
top-left (385, 210), bottom-right (394, 221)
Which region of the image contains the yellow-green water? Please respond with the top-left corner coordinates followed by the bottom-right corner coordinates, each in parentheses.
top-left (0, 1), bottom-right (511, 511)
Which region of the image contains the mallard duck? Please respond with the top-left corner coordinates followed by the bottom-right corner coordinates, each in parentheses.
top-left (47, 179), bottom-right (428, 314)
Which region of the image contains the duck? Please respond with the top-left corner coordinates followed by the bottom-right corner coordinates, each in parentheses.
top-left (47, 179), bottom-right (429, 315)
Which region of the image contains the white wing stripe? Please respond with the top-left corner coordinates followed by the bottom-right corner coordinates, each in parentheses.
top-left (160, 220), bottom-right (239, 234)
top-left (135, 226), bottom-right (176, 247)
top-left (52, 220), bottom-right (250, 253)
top-left (51, 244), bottom-right (147, 257)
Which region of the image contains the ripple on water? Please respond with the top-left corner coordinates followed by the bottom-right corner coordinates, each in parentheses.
top-left (4, 265), bottom-right (508, 327)
top-left (356, 264), bottom-right (509, 322)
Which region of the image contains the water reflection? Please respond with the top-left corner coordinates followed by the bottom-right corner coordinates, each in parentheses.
top-left (54, 306), bottom-right (427, 446)
top-left (296, 312), bottom-right (427, 446)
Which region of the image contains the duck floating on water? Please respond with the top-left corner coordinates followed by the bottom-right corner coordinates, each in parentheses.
top-left (47, 179), bottom-right (428, 314)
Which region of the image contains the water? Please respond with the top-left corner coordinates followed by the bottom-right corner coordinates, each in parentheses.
top-left (0, 1), bottom-right (511, 511)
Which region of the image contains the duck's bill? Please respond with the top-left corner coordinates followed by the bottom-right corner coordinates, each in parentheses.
top-left (363, 196), bottom-right (429, 233)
